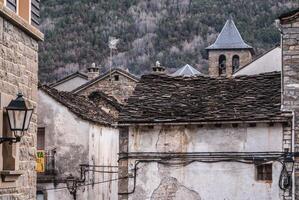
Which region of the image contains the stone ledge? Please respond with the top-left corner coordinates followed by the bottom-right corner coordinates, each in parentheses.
top-left (0, 170), bottom-right (23, 182)
top-left (0, 2), bottom-right (43, 41)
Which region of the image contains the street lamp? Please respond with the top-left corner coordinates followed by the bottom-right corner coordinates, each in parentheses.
top-left (2, 93), bottom-right (33, 144)
top-left (66, 174), bottom-right (77, 200)
top-left (279, 154), bottom-right (294, 190)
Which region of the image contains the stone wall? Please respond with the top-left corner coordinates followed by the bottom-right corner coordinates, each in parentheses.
top-left (281, 15), bottom-right (299, 199)
top-left (208, 49), bottom-right (252, 77)
top-left (77, 72), bottom-right (138, 104)
top-left (0, 15), bottom-right (38, 199)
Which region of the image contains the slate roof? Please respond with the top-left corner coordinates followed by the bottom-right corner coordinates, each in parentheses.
top-left (206, 18), bottom-right (253, 51)
top-left (49, 71), bottom-right (88, 87)
top-left (40, 85), bottom-right (116, 125)
top-left (171, 64), bottom-right (203, 77)
top-left (119, 72), bottom-right (290, 124)
top-left (88, 90), bottom-right (123, 111)
top-left (279, 8), bottom-right (299, 23)
top-left (72, 68), bottom-right (139, 94)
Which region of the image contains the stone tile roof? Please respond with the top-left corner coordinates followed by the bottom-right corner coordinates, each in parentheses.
top-left (279, 8), bottom-right (299, 23)
top-left (40, 85), bottom-right (116, 125)
top-left (88, 90), bottom-right (123, 111)
top-left (119, 72), bottom-right (290, 124)
top-left (206, 18), bottom-right (253, 51)
top-left (171, 64), bottom-right (203, 77)
top-left (72, 68), bottom-right (139, 94)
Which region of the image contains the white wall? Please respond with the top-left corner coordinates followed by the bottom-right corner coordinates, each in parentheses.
top-left (38, 90), bottom-right (119, 200)
top-left (127, 123), bottom-right (285, 200)
top-left (53, 76), bottom-right (88, 92)
top-left (234, 47), bottom-right (281, 76)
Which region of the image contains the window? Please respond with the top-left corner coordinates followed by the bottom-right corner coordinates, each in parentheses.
top-left (6, 0), bottom-right (17, 12)
top-left (256, 164), bottom-right (272, 181)
top-left (31, 0), bottom-right (40, 28)
top-left (218, 55), bottom-right (226, 76)
top-left (37, 191), bottom-right (45, 200)
top-left (37, 127), bottom-right (45, 150)
top-left (232, 55), bottom-right (240, 72)
top-left (114, 75), bottom-right (119, 81)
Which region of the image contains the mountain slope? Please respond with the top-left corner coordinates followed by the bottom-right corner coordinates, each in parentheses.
top-left (39, 0), bottom-right (298, 82)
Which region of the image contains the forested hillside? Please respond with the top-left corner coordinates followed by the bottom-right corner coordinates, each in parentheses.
top-left (39, 0), bottom-right (298, 82)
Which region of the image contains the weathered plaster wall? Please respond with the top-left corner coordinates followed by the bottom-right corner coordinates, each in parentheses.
top-left (38, 90), bottom-right (89, 177)
top-left (77, 72), bottom-right (137, 104)
top-left (88, 125), bottom-right (119, 200)
top-left (53, 77), bottom-right (88, 92)
top-left (0, 15), bottom-right (38, 199)
top-left (234, 47), bottom-right (282, 76)
top-left (126, 123), bottom-right (285, 200)
top-left (38, 90), bottom-right (119, 200)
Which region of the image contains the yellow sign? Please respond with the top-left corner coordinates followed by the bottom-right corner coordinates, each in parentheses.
top-left (36, 150), bottom-right (45, 173)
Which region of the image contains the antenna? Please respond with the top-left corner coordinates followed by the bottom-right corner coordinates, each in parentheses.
top-left (108, 37), bottom-right (119, 81)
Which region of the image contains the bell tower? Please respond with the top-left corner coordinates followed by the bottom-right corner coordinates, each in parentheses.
top-left (206, 17), bottom-right (254, 77)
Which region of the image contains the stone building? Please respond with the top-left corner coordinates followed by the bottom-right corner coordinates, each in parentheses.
top-left (37, 85), bottom-right (120, 200)
top-left (279, 8), bottom-right (299, 199)
top-left (206, 17), bottom-right (254, 77)
top-left (72, 68), bottom-right (139, 104)
top-left (0, 0), bottom-right (43, 199)
top-left (117, 9), bottom-right (299, 200)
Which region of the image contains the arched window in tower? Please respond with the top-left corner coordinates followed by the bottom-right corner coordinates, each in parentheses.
top-left (218, 55), bottom-right (226, 76)
top-left (232, 55), bottom-right (240, 72)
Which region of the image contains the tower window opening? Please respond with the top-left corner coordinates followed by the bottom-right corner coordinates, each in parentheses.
top-left (219, 55), bottom-right (226, 76)
top-left (232, 55), bottom-right (240, 72)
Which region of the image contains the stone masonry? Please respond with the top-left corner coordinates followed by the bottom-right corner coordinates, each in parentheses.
top-left (280, 12), bottom-right (299, 199)
top-left (208, 49), bottom-right (252, 77)
top-left (77, 71), bottom-right (138, 104)
top-left (0, 14), bottom-right (39, 200)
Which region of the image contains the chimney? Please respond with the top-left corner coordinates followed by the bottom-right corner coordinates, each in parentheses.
top-left (152, 61), bottom-right (165, 74)
top-left (87, 63), bottom-right (100, 80)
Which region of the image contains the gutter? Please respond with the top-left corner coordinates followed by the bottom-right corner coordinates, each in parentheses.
top-left (292, 111), bottom-right (295, 200)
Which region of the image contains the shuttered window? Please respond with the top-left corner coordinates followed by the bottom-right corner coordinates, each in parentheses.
top-left (256, 164), bottom-right (272, 181)
top-left (37, 127), bottom-right (45, 150)
top-left (6, 0), bottom-right (17, 12)
top-left (31, 0), bottom-right (40, 28)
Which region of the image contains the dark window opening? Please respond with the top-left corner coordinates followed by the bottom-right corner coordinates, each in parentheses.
top-left (31, 0), bottom-right (40, 28)
top-left (114, 75), bottom-right (119, 81)
top-left (6, 0), bottom-right (17, 12)
top-left (232, 55), bottom-right (240, 72)
top-left (256, 164), bottom-right (272, 181)
top-left (37, 191), bottom-right (45, 200)
top-left (37, 127), bottom-right (45, 150)
top-left (218, 55), bottom-right (226, 76)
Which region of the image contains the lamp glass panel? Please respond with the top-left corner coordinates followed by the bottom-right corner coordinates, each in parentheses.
top-left (285, 161), bottom-right (294, 172)
top-left (24, 110), bottom-right (33, 131)
top-left (7, 109), bottom-right (26, 130)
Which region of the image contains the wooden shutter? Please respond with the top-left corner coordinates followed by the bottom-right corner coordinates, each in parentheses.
top-left (31, 0), bottom-right (40, 28)
top-left (6, 0), bottom-right (17, 12)
top-left (37, 127), bottom-right (45, 150)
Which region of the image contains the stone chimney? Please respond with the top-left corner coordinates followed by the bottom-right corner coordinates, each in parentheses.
top-left (152, 61), bottom-right (165, 74)
top-left (87, 63), bottom-right (100, 80)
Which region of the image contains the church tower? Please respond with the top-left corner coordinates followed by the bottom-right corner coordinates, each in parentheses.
top-left (206, 17), bottom-right (254, 77)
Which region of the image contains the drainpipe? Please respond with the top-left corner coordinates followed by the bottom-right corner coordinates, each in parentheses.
top-left (292, 111), bottom-right (295, 200)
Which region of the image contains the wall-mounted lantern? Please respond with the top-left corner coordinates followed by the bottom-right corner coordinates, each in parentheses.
top-left (279, 154), bottom-right (294, 191)
top-left (1, 93), bottom-right (33, 144)
top-left (66, 174), bottom-right (78, 200)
